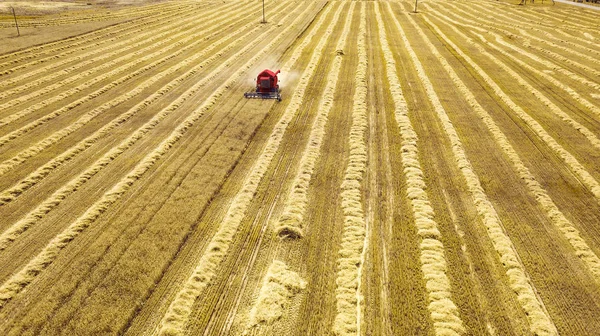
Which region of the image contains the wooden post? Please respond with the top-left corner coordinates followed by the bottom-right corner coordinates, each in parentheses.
top-left (262, 0), bottom-right (266, 23)
top-left (414, 0), bottom-right (418, 12)
top-left (11, 7), bottom-right (20, 37)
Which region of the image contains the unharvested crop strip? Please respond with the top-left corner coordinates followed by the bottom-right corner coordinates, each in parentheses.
top-left (422, 8), bottom-right (600, 204)
top-left (0, 2), bottom-right (275, 179)
top-left (244, 260), bottom-right (306, 331)
top-left (0, 0), bottom-right (313, 313)
top-left (418, 5), bottom-right (600, 289)
top-left (391, 4), bottom-right (558, 334)
top-left (274, 2), bottom-right (354, 239)
top-left (0, 1), bottom-right (247, 99)
top-left (156, 3), bottom-right (343, 335)
top-left (332, 4), bottom-right (369, 336)
top-left (0, 3), bottom-right (254, 127)
top-left (376, 3), bottom-right (466, 335)
top-left (0, 0), bottom-right (295, 251)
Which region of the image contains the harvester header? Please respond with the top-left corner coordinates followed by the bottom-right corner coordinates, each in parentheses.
top-left (244, 69), bottom-right (282, 101)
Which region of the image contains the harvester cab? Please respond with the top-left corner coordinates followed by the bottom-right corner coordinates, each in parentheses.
top-left (244, 69), bottom-right (282, 101)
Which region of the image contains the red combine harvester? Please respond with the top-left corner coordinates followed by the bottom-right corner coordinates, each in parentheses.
top-left (244, 69), bottom-right (282, 101)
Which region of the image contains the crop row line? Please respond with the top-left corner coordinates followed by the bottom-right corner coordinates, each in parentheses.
top-left (0, 1), bottom-right (186, 61)
top-left (332, 3), bottom-right (368, 336)
top-left (443, 3), bottom-right (600, 80)
top-left (0, 0), bottom-right (309, 313)
top-left (378, 3), bottom-right (466, 335)
top-left (483, 33), bottom-right (600, 119)
top-left (0, 2), bottom-right (193, 29)
top-left (476, 3), bottom-right (600, 58)
top-left (155, 2), bottom-right (342, 335)
top-left (274, 1), bottom-right (354, 238)
top-left (480, 0), bottom-right (600, 33)
top-left (456, 31), bottom-right (600, 150)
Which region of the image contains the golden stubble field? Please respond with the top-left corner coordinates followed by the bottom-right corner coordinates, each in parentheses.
top-left (0, 0), bottom-right (599, 335)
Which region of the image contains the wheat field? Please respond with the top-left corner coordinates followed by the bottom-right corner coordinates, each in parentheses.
top-left (1, 0), bottom-right (600, 334)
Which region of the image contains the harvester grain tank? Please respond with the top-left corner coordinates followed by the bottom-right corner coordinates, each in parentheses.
top-left (244, 69), bottom-right (282, 101)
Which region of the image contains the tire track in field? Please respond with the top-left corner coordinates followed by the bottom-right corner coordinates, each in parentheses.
top-left (0, 0), bottom-right (295, 248)
top-left (388, 3), bottom-right (558, 334)
top-left (331, 3), bottom-right (368, 335)
top-left (273, 1), bottom-right (353, 239)
top-left (420, 2), bottom-right (600, 289)
top-left (155, 2), bottom-right (345, 334)
top-left (0, 1), bottom-right (269, 181)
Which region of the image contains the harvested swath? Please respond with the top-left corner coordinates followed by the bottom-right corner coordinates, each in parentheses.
top-left (332, 4), bottom-right (368, 336)
top-left (418, 7), bottom-right (600, 288)
top-left (274, 1), bottom-right (354, 239)
top-left (392, 5), bottom-right (557, 335)
top-left (0, 2), bottom-right (182, 30)
top-left (0, 0), bottom-right (245, 100)
top-left (0, 0), bottom-right (314, 311)
top-left (244, 260), bottom-right (306, 331)
top-left (375, 3), bottom-right (465, 336)
top-left (156, 3), bottom-right (344, 335)
top-left (0, 0), bottom-right (297, 250)
top-left (0, 1), bottom-right (283, 179)
top-left (423, 9), bottom-right (600, 204)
